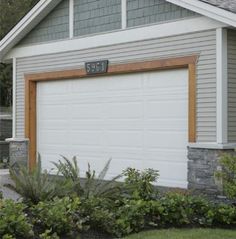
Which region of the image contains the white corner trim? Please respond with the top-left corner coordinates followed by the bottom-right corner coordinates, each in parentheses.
top-left (167, 0), bottom-right (236, 28)
top-left (188, 143), bottom-right (236, 150)
top-left (216, 28), bottom-right (228, 144)
top-left (4, 16), bottom-right (227, 60)
top-left (121, 0), bottom-right (127, 29)
top-left (12, 58), bottom-right (17, 138)
top-left (69, 0), bottom-right (74, 38)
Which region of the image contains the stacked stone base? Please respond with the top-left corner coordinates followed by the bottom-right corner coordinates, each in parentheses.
top-left (188, 147), bottom-right (235, 196)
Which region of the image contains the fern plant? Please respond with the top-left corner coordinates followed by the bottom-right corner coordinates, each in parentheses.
top-left (8, 155), bottom-right (70, 204)
top-left (53, 157), bottom-right (122, 200)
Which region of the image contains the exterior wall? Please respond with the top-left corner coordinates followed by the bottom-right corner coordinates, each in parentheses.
top-left (227, 29), bottom-right (236, 143)
top-left (19, 0), bottom-right (69, 46)
top-left (127, 0), bottom-right (198, 27)
top-left (74, 0), bottom-right (121, 36)
top-left (15, 30), bottom-right (217, 142)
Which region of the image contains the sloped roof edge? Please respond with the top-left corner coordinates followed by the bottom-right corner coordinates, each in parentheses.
top-left (0, 0), bottom-right (62, 61)
top-left (167, 0), bottom-right (236, 28)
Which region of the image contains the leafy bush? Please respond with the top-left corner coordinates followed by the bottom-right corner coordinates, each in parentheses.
top-left (32, 197), bottom-right (81, 236)
top-left (39, 229), bottom-right (60, 239)
top-left (215, 153), bottom-right (236, 199)
top-left (0, 200), bottom-right (33, 238)
top-left (122, 168), bottom-right (159, 200)
top-left (8, 155), bottom-right (70, 204)
top-left (54, 157), bottom-right (122, 200)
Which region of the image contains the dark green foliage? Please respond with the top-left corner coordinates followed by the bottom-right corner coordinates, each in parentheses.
top-left (123, 168), bottom-right (159, 200)
top-left (0, 199), bottom-right (34, 238)
top-left (32, 197), bottom-right (81, 236)
top-left (215, 153), bottom-right (236, 199)
top-left (8, 155), bottom-right (71, 204)
top-left (53, 157), bottom-right (122, 200)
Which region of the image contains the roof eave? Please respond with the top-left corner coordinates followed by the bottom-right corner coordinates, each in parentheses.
top-left (167, 0), bottom-right (236, 28)
top-left (0, 0), bottom-right (62, 62)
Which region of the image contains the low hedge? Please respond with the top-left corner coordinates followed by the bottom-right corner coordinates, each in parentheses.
top-left (1, 193), bottom-right (236, 239)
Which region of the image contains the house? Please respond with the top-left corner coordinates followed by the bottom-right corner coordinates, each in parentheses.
top-left (0, 0), bottom-right (236, 195)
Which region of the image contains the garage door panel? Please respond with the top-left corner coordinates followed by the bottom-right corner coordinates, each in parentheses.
top-left (107, 102), bottom-right (143, 119)
top-left (37, 69), bottom-right (188, 188)
top-left (39, 105), bottom-right (68, 120)
top-left (146, 119), bottom-right (188, 131)
top-left (106, 74), bottom-right (143, 90)
top-left (146, 101), bottom-right (187, 118)
top-left (70, 104), bottom-right (103, 119)
top-left (145, 69), bottom-right (188, 88)
top-left (145, 131), bottom-right (187, 149)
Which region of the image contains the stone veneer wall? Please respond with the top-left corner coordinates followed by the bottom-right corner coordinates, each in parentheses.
top-left (188, 147), bottom-right (236, 196)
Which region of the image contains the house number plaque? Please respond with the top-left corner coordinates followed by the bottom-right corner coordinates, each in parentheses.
top-left (85, 60), bottom-right (109, 75)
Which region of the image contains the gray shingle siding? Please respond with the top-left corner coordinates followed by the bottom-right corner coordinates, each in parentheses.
top-left (228, 29), bottom-right (236, 142)
top-left (127, 0), bottom-right (198, 27)
top-left (74, 0), bottom-right (121, 37)
top-left (19, 0), bottom-right (69, 46)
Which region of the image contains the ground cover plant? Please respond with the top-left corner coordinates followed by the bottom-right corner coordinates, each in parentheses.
top-left (2, 154), bottom-right (236, 238)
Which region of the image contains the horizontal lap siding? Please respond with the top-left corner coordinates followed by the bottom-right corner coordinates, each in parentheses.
top-left (16, 30), bottom-right (216, 142)
top-left (228, 29), bottom-right (236, 142)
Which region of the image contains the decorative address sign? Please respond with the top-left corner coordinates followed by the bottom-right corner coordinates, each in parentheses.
top-left (85, 60), bottom-right (109, 75)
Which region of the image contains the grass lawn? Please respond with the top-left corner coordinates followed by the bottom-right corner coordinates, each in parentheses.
top-left (124, 229), bottom-right (236, 239)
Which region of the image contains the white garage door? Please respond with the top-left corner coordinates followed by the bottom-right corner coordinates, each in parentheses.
top-left (37, 68), bottom-right (188, 188)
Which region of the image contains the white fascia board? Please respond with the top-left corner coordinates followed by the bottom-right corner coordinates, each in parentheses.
top-left (69, 0), bottom-right (74, 38)
top-left (12, 58), bottom-right (17, 138)
top-left (216, 28), bottom-right (228, 144)
top-left (167, 0), bottom-right (236, 28)
top-left (121, 0), bottom-right (127, 29)
top-left (5, 16), bottom-right (227, 60)
top-left (0, 0), bottom-right (61, 61)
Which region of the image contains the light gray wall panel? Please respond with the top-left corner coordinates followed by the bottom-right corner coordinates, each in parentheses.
top-left (127, 0), bottom-right (198, 27)
top-left (16, 30), bottom-right (216, 142)
top-left (228, 29), bottom-right (236, 142)
top-left (74, 0), bottom-right (121, 36)
top-left (19, 0), bottom-right (69, 46)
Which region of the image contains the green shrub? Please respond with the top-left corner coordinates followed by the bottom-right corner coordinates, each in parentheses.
top-left (212, 204), bottom-right (236, 225)
top-left (8, 155), bottom-right (70, 204)
top-left (54, 157), bottom-right (122, 200)
top-left (122, 168), bottom-right (159, 200)
top-left (0, 200), bottom-right (34, 238)
top-left (2, 235), bottom-right (15, 239)
top-left (39, 229), bottom-right (60, 239)
top-left (32, 197), bottom-right (80, 236)
top-left (215, 153), bottom-right (236, 199)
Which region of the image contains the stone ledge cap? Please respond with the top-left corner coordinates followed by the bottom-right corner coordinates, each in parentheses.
top-left (189, 143), bottom-right (236, 149)
top-left (5, 138), bottom-right (29, 142)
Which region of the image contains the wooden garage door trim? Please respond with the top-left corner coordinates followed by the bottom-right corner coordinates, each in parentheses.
top-left (25, 55), bottom-right (197, 169)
